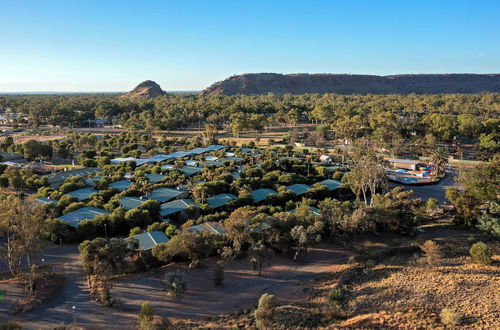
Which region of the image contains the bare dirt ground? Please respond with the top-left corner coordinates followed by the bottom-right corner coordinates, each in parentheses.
top-left (2, 243), bottom-right (348, 329)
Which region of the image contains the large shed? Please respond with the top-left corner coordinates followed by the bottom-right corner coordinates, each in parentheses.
top-left (389, 159), bottom-right (423, 171)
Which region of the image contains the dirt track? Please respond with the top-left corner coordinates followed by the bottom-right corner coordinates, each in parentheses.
top-left (2, 243), bottom-right (347, 329)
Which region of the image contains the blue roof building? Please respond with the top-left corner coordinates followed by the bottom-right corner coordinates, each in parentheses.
top-left (67, 188), bottom-right (99, 201)
top-left (188, 222), bottom-right (226, 235)
top-left (130, 231), bottom-right (169, 251)
top-left (59, 207), bottom-right (110, 227)
top-left (251, 188), bottom-right (277, 203)
top-left (287, 183), bottom-right (312, 196)
top-left (35, 197), bottom-right (57, 205)
top-left (318, 179), bottom-right (342, 191)
top-left (146, 173), bottom-right (166, 184)
top-left (119, 196), bottom-right (147, 210)
top-left (207, 193), bottom-right (237, 209)
top-left (160, 199), bottom-right (198, 218)
top-left (109, 180), bottom-right (132, 192)
top-left (150, 187), bottom-right (187, 203)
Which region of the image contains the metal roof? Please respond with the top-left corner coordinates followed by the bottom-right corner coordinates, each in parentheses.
top-left (287, 183), bottom-right (312, 196)
top-left (205, 155), bottom-right (218, 161)
top-left (188, 222), bottom-right (227, 235)
top-left (85, 176), bottom-right (102, 186)
top-left (131, 231), bottom-right (169, 251)
top-left (251, 188), bottom-right (278, 203)
top-left (44, 167), bottom-right (100, 187)
top-left (148, 154), bottom-right (173, 162)
top-left (109, 180), bottom-right (132, 192)
top-left (67, 188), bottom-right (99, 201)
top-left (110, 157), bottom-right (137, 164)
top-left (145, 173), bottom-right (166, 184)
top-left (179, 166), bottom-right (202, 176)
top-left (150, 187), bottom-right (185, 203)
top-left (35, 197), bottom-right (57, 205)
top-left (318, 179), bottom-right (342, 191)
top-left (160, 199), bottom-right (197, 217)
top-left (119, 196), bottom-right (147, 210)
top-left (207, 193), bottom-right (237, 209)
top-left (389, 158), bottom-right (421, 165)
top-left (59, 207), bottom-right (110, 227)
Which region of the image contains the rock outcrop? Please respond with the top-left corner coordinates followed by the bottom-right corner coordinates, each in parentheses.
top-left (201, 73), bottom-right (500, 95)
top-left (122, 80), bottom-right (166, 98)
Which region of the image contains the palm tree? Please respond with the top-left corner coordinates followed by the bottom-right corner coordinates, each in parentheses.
top-left (430, 149), bottom-right (447, 177)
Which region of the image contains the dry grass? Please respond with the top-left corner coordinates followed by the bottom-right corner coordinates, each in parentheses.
top-left (170, 238), bottom-right (499, 329)
top-left (342, 258), bottom-right (499, 329)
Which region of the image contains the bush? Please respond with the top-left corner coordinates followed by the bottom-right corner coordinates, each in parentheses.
top-left (470, 241), bottom-right (492, 265)
top-left (164, 271), bottom-right (186, 297)
top-left (477, 214), bottom-right (500, 238)
top-left (0, 321), bottom-right (22, 330)
top-left (326, 288), bottom-right (347, 319)
top-left (139, 302), bottom-right (154, 330)
top-left (213, 261), bottom-right (224, 286)
top-left (254, 293), bottom-right (276, 330)
top-left (419, 240), bottom-right (442, 265)
top-left (129, 227), bottom-right (143, 237)
top-left (440, 308), bottom-right (462, 326)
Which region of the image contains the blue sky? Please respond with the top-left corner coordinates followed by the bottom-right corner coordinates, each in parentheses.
top-left (1, 0), bottom-right (499, 92)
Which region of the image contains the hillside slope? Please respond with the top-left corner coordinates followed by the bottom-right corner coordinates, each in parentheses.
top-left (201, 73), bottom-right (500, 95)
top-left (122, 80), bottom-right (166, 98)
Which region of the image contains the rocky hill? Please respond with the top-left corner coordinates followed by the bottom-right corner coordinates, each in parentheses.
top-left (122, 80), bottom-right (166, 98)
top-left (200, 73), bottom-right (500, 95)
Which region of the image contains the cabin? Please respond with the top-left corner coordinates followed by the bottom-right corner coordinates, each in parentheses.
top-left (129, 231), bottom-right (169, 251)
top-left (159, 199), bottom-right (199, 221)
top-left (59, 207), bottom-right (110, 227)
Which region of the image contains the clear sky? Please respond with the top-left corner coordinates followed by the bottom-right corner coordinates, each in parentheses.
top-left (1, 0), bottom-right (499, 92)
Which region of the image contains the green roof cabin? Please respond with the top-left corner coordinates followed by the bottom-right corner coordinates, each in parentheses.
top-left (130, 231), bottom-right (169, 251)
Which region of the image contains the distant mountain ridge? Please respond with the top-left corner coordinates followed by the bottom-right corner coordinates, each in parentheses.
top-left (200, 73), bottom-right (500, 95)
top-left (122, 80), bottom-right (166, 98)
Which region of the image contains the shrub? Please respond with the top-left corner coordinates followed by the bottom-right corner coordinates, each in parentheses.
top-left (129, 227), bottom-right (143, 237)
top-left (139, 302), bottom-right (154, 330)
top-left (419, 240), bottom-right (442, 265)
top-left (470, 241), bottom-right (492, 265)
top-left (213, 261), bottom-right (224, 286)
top-left (326, 288), bottom-right (347, 319)
top-left (0, 321), bottom-right (22, 330)
top-left (440, 308), bottom-right (462, 326)
top-left (164, 271), bottom-right (186, 297)
top-left (477, 214), bottom-right (500, 238)
top-left (254, 293), bottom-right (276, 330)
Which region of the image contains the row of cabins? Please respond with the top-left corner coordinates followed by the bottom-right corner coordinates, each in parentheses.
top-left (129, 221), bottom-right (228, 252)
top-left (110, 145), bottom-right (227, 166)
top-left (41, 179), bottom-right (343, 228)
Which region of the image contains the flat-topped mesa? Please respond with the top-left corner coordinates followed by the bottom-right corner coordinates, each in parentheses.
top-left (200, 73), bottom-right (500, 95)
top-left (122, 80), bottom-right (166, 98)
